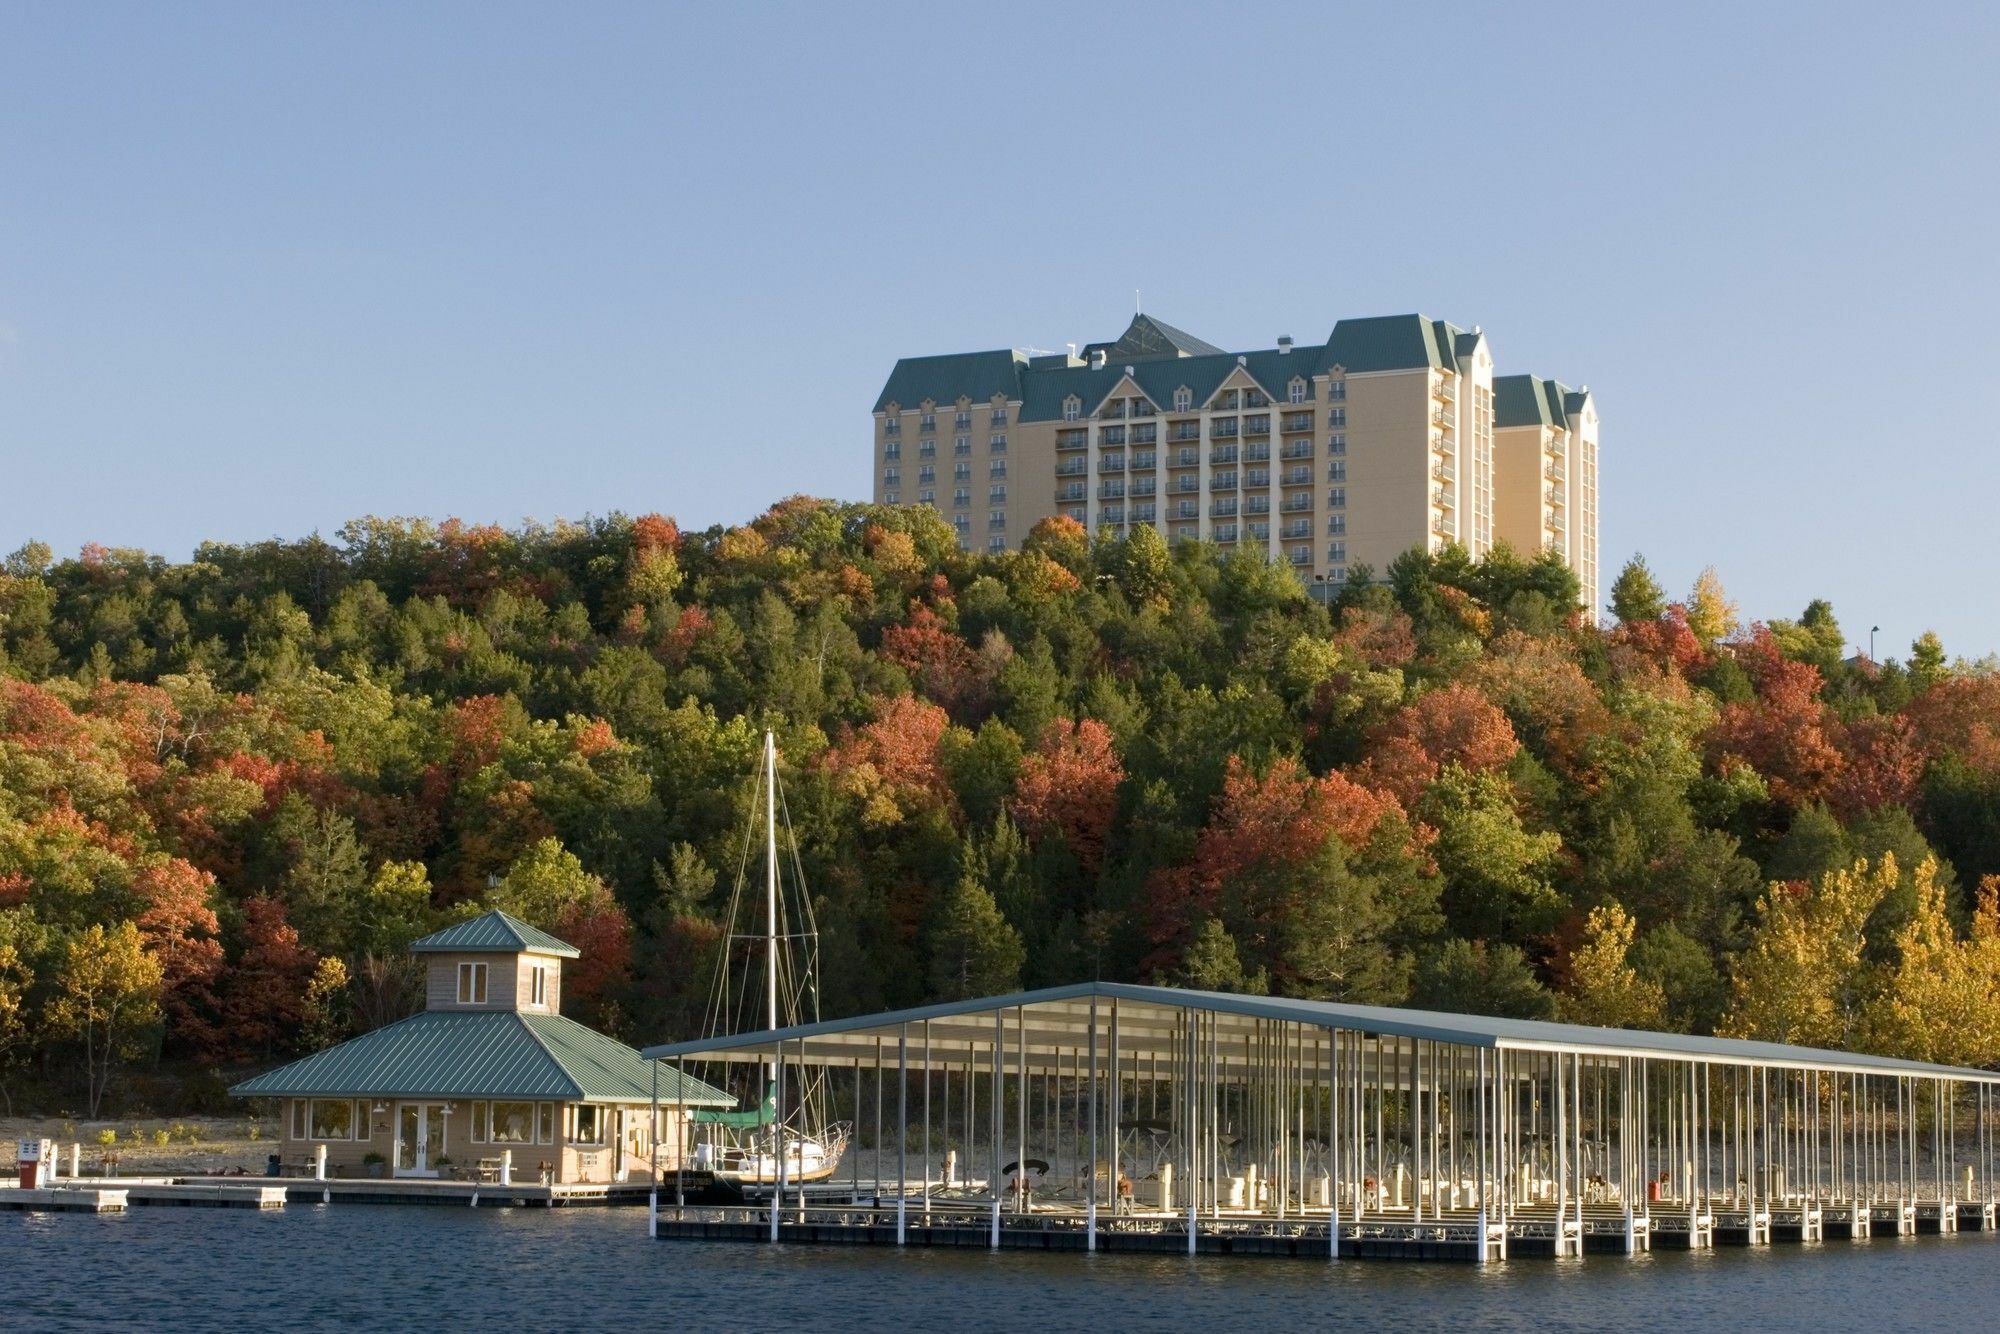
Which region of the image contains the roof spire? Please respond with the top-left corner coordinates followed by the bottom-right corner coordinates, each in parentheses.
top-left (1135, 288), bottom-right (1141, 315)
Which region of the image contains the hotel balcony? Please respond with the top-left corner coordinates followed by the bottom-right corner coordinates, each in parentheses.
top-left (1132, 424), bottom-right (1157, 444)
top-left (1099, 426), bottom-right (1125, 446)
top-left (1243, 415), bottom-right (1271, 437)
top-left (1244, 443), bottom-right (1270, 462)
top-left (1133, 451), bottom-right (1156, 470)
top-left (1098, 403), bottom-right (1126, 420)
top-left (1099, 455), bottom-right (1126, 473)
top-left (1130, 478), bottom-right (1156, 497)
top-left (1210, 500), bottom-right (1238, 518)
top-left (1210, 446), bottom-right (1239, 465)
top-left (1281, 442), bottom-right (1313, 461)
top-left (1244, 469), bottom-right (1269, 488)
top-left (1211, 419), bottom-right (1239, 440)
top-left (1099, 483), bottom-right (1125, 500)
top-left (1281, 412), bottom-right (1314, 434)
top-left (1057, 430), bottom-right (1088, 450)
top-left (1172, 424), bottom-right (1201, 442)
top-left (1057, 483), bottom-right (1086, 502)
top-left (1432, 461), bottom-right (1455, 482)
top-left (1281, 495), bottom-right (1312, 513)
top-left (1211, 471), bottom-right (1238, 490)
top-left (1056, 459), bottom-right (1087, 476)
top-left (1434, 488), bottom-right (1455, 508)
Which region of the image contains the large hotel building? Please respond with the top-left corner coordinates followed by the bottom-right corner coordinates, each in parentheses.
top-left (871, 312), bottom-right (1598, 610)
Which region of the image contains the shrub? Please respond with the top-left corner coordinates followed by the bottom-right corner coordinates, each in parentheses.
top-left (96, 1129), bottom-right (117, 1147)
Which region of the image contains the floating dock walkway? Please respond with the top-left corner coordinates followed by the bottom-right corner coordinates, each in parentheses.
top-left (640, 981), bottom-right (2000, 1264)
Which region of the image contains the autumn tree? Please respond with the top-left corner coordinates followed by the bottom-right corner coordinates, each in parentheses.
top-left (1721, 856), bottom-right (1895, 1049)
top-left (1685, 567), bottom-right (1739, 647)
top-left (1558, 903), bottom-right (1667, 1030)
top-left (220, 898), bottom-right (319, 1062)
top-left (0, 939), bottom-right (29, 1114)
top-left (1863, 867), bottom-right (2000, 1067)
top-left (1009, 718), bottom-right (1124, 872)
top-left (47, 922), bottom-right (164, 1117)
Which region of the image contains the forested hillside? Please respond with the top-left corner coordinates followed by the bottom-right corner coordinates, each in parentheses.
top-left (3, 498), bottom-right (1998, 1115)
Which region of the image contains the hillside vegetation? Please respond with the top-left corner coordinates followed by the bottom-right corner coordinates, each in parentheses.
top-left (2, 498), bottom-right (1998, 1114)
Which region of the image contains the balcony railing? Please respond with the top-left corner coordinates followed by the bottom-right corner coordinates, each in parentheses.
top-left (1433, 461), bottom-right (1455, 482)
top-left (1058, 483), bottom-right (1086, 501)
top-left (1245, 443), bottom-right (1270, 462)
top-left (1057, 431), bottom-right (1088, 450)
top-left (1211, 419), bottom-right (1239, 440)
top-left (1100, 426), bottom-right (1126, 446)
top-left (1281, 412), bottom-right (1313, 433)
top-left (1132, 424), bottom-right (1157, 444)
top-left (1210, 501), bottom-right (1239, 517)
top-left (1099, 455), bottom-right (1126, 473)
top-left (1283, 467), bottom-right (1312, 486)
top-left (1244, 469), bottom-right (1270, 487)
top-left (1283, 521), bottom-right (1312, 539)
top-left (1434, 488), bottom-right (1455, 508)
top-left (1245, 498), bottom-right (1271, 516)
top-left (1213, 524), bottom-right (1238, 542)
top-left (1210, 446), bottom-right (1239, 465)
top-left (1211, 471), bottom-right (1238, 490)
top-left (1132, 452), bottom-right (1156, 470)
top-left (1290, 549), bottom-right (1311, 566)
top-left (1176, 448), bottom-right (1200, 466)
top-left (1282, 443), bottom-right (1313, 460)
top-left (1098, 403), bottom-right (1126, 420)
top-left (1057, 459), bottom-right (1087, 476)
top-left (1131, 505), bottom-right (1156, 522)
top-left (1099, 484), bottom-right (1125, 499)
top-left (1172, 424), bottom-right (1202, 442)
top-left (1130, 479), bottom-right (1156, 497)
top-left (1244, 415), bottom-right (1271, 436)
top-left (1176, 477), bottom-right (1199, 492)
top-left (1282, 495), bottom-right (1312, 513)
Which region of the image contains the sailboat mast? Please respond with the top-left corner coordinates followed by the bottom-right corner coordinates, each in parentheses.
top-left (765, 730), bottom-right (779, 1041)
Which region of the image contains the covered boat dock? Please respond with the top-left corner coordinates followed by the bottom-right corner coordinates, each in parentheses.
top-left (641, 983), bottom-right (2000, 1262)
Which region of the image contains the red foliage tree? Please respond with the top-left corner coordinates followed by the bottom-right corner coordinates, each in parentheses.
top-left (554, 890), bottom-right (633, 1032)
top-left (1705, 633), bottom-right (1845, 810)
top-left (133, 858), bottom-right (225, 1058)
top-left (1010, 719), bottom-right (1124, 871)
top-left (822, 694), bottom-right (957, 821)
top-left (1355, 683), bottom-right (1520, 807)
top-left (1145, 756), bottom-right (1412, 970)
top-left (219, 897), bottom-right (319, 1062)
top-left (879, 602), bottom-right (988, 718)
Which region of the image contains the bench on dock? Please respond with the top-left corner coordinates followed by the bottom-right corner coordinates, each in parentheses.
top-left (474, 1157), bottom-right (504, 1183)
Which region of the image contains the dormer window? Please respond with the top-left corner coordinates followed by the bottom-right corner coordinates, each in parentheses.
top-left (1288, 378), bottom-right (1307, 404)
top-left (1172, 386), bottom-right (1192, 412)
top-left (1062, 395), bottom-right (1081, 422)
top-left (530, 965), bottom-right (548, 1007)
top-left (457, 961), bottom-right (488, 1005)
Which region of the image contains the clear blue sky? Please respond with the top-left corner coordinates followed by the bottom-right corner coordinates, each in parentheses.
top-left (4, 2), bottom-right (1997, 658)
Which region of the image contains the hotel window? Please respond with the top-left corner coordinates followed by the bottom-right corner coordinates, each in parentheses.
top-left (1328, 434), bottom-right (1345, 455)
top-left (1328, 461), bottom-right (1346, 482)
top-left (918, 488), bottom-right (935, 504)
top-left (953, 514), bottom-right (969, 533)
top-left (537, 1103), bottom-right (556, 1143)
top-left (989, 485), bottom-right (1006, 502)
top-left (1327, 515), bottom-right (1346, 535)
top-left (918, 464), bottom-right (935, 483)
top-left (310, 1098), bottom-right (359, 1140)
top-left (918, 440), bottom-right (935, 459)
top-left (572, 1105), bottom-right (607, 1146)
top-left (920, 413), bottom-right (936, 433)
top-left (1328, 380), bottom-right (1346, 401)
top-left (1172, 386), bottom-right (1192, 411)
top-left (989, 536), bottom-right (1006, 552)
top-left (883, 491), bottom-right (899, 504)
top-left (989, 434), bottom-right (1007, 453)
top-left (991, 408), bottom-right (1008, 426)
top-left (1330, 566), bottom-right (1346, 583)
top-left (1288, 378), bottom-right (1306, 404)
top-left (953, 487), bottom-right (970, 506)
top-left (1329, 488), bottom-right (1346, 507)
top-left (954, 462), bottom-right (970, 481)
top-left (990, 460), bottom-right (1007, 478)
top-left (457, 961), bottom-right (488, 1005)
top-left (954, 411), bottom-right (971, 429)
top-left (1327, 542), bottom-right (1347, 563)
top-left (1328, 408), bottom-right (1346, 427)
top-left (882, 443), bottom-right (900, 461)
top-left (988, 510), bottom-right (1006, 529)
top-left (1062, 396), bottom-right (1081, 422)
top-left (954, 436), bottom-right (971, 456)
top-left (1065, 507), bottom-right (1085, 523)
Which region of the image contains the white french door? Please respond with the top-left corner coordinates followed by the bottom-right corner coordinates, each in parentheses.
top-left (395, 1102), bottom-right (448, 1177)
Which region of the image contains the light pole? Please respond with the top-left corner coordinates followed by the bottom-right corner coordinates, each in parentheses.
top-left (1870, 625), bottom-right (1879, 661)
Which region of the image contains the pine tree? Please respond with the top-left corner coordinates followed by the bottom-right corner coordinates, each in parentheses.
top-left (1608, 554), bottom-right (1667, 624)
top-left (926, 871), bottom-right (1025, 1000)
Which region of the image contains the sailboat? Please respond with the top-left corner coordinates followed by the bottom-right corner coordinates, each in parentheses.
top-left (687, 730), bottom-right (849, 1187)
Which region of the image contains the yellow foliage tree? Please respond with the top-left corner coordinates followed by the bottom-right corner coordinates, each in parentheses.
top-left (1686, 566), bottom-right (1740, 647)
top-left (1558, 903), bottom-right (1667, 1030)
top-left (1720, 855), bottom-right (1894, 1049)
top-left (46, 922), bottom-right (164, 1118)
top-left (1863, 867), bottom-right (2000, 1067)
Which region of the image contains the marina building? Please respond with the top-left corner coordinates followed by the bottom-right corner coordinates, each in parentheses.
top-left (871, 313), bottom-right (1598, 603)
top-left (645, 982), bottom-right (2000, 1261)
top-left (231, 910), bottom-right (730, 1184)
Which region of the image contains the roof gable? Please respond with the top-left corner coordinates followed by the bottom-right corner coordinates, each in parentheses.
top-left (1087, 313), bottom-right (1226, 362)
top-left (409, 910), bottom-right (578, 957)
top-left (873, 350), bottom-right (1025, 415)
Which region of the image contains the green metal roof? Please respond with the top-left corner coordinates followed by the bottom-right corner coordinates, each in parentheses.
top-left (642, 981), bottom-right (2000, 1084)
top-left (408, 910), bottom-right (579, 958)
top-left (873, 349), bottom-right (1026, 414)
top-left (1494, 374), bottom-right (1589, 431)
top-left (229, 1009), bottom-right (732, 1105)
top-left (882, 313), bottom-right (1498, 428)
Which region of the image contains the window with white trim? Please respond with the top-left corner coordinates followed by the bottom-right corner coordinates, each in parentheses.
top-left (309, 1098), bottom-right (362, 1140)
top-left (1172, 386), bottom-right (1192, 412)
top-left (1062, 396), bottom-right (1082, 422)
top-left (1288, 378), bottom-right (1306, 404)
top-left (457, 961), bottom-right (488, 1005)
top-left (572, 1105), bottom-right (607, 1145)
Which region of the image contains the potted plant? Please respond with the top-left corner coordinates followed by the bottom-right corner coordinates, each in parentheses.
top-left (434, 1154), bottom-right (454, 1179)
top-left (362, 1151), bottom-right (386, 1180)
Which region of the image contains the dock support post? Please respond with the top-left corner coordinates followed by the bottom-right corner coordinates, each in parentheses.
top-left (1087, 1198), bottom-right (1097, 1252)
top-left (501, 1149), bottom-right (512, 1188)
top-left (314, 1144), bottom-right (327, 1182)
top-left (68, 1143), bottom-right (80, 1180)
top-left (1625, 1203), bottom-right (1635, 1255)
top-left (1188, 1197), bottom-right (1197, 1256)
top-left (990, 1198), bottom-right (1000, 1250)
top-left (897, 1022), bottom-right (908, 1247)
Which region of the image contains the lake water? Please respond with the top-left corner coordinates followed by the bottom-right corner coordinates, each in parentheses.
top-left (8, 1205), bottom-right (2000, 1331)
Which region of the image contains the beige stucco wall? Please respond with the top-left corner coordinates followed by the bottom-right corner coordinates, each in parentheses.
top-left (1340, 368), bottom-right (1432, 573)
top-left (1492, 422), bottom-right (1551, 558)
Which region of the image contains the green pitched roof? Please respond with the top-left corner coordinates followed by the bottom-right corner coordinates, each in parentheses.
top-left (228, 1009), bottom-right (732, 1105)
top-left (873, 349), bottom-right (1025, 414)
top-left (1494, 374), bottom-right (1586, 431)
top-left (885, 313), bottom-right (1497, 427)
top-left (409, 910), bottom-right (579, 958)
